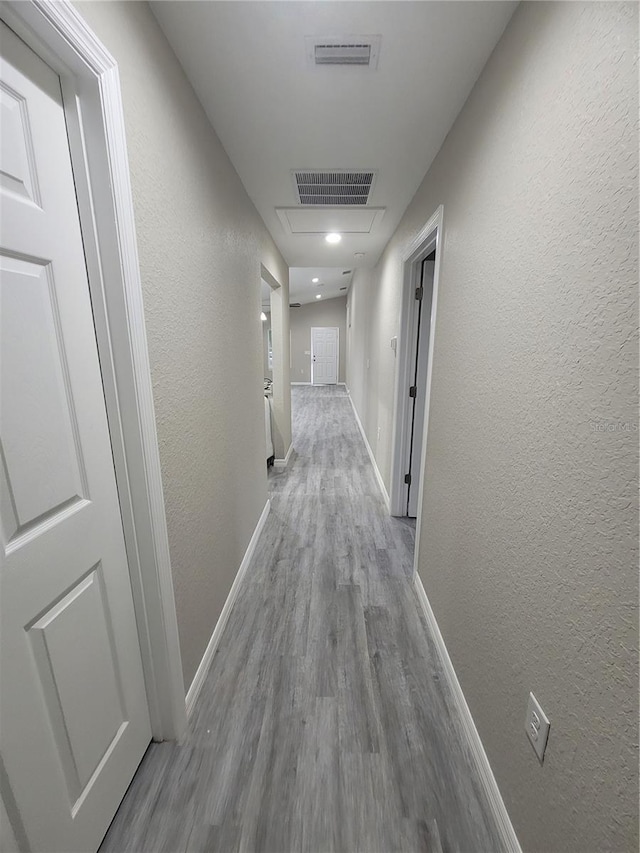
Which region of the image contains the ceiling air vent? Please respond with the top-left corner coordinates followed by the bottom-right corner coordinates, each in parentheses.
top-left (305, 36), bottom-right (381, 70)
top-left (294, 170), bottom-right (376, 206)
top-left (315, 43), bottom-right (370, 65)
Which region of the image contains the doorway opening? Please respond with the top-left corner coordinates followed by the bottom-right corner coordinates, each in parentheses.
top-left (260, 264), bottom-right (292, 469)
top-left (405, 252), bottom-right (435, 515)
top-left (261, 278), bottom-right (276, 468)
top-left (390, 206), bottom-right (444, 523)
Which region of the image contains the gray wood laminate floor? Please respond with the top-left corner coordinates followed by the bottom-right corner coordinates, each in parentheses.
top-left (100, 385), bottom-right (504, 853)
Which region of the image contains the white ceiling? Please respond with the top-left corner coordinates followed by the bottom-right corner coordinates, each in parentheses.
top-left (262, 268), bottom-right (351, 307)
top-left (290, 267), bottom-right (353, 305)
top-left (151, 1), bottom-right (516, 270)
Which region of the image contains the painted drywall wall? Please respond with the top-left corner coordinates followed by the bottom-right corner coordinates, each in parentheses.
top-left (347, 4), bottom-right (638, 852)
top-left (74, 1), bottom-right (290, 691)
top-left (290, 296), bottom-right (347, 383)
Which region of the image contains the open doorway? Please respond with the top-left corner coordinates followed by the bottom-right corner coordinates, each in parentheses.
top-left (390, 206), bottom-right (443, 520)
top-left (260, 265), bottom-right (292, 471)
top-left (261, 279), bottom-right (274, 386)
top-left (261, 280), bottom-right (275, 467)
top-left (405, 254), bottom-right (435, 515)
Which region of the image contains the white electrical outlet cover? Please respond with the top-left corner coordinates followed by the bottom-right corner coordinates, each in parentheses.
top-left (526, 692), bottom-right (550, 763)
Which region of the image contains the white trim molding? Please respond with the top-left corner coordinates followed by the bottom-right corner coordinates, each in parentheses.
top-left (413, 574), bottom-right (522, 853)
top-left (1, 0), bottom-right (186, 739)
top-left (274, 443), bottom-right (294, 469)
top-left (185, 499), bottom-right (271, 718)
top-left (347, 392), bottom-right (391, 511)
top-left (291, 381), bottom-right (345, 387)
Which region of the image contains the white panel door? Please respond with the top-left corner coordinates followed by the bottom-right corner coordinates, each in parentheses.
top-left (311, 327), bottom-right (338, 385)
top-left (0, 23), bottom-right (151, 853)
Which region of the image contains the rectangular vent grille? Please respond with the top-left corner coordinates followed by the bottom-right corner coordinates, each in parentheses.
top-left (305, 36), bottom-right (380, 71)
top-left (315, 43), bottom-right (371, 65)
top-left (295, 171), bottom-right (374, 206)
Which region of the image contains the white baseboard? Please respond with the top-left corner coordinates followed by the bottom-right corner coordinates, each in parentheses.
top-left (413, 573), bottom-right (522, 853)
top-left (292, 382), bottom-right (345, 387)
top-left (346, 392), bottom-right (391, 511)
top-left (274, 443), bottom-right (293, 469)
top-left (185, 498), bottom-right (271, 718)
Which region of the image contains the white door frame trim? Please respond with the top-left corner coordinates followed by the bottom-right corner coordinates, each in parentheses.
top-left (311, 326), bottom-right (340, 385)
top-left (1, 0), bottom-right (187, 739)
top-left (389, 205), bottom-right (444, 532)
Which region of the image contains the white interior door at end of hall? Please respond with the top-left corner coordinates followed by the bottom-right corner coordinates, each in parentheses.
top-left (311, 327), bottom-right (338, 385)
top-left (0, 22), bottom-right (151, 853)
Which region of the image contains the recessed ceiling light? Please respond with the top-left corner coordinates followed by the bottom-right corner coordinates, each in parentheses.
top-left (260, 312), bottom-right (267, 322)
top-left (325, 233), bottom-right (342, 244)
top-left (315, 294), bottom-right (322, 299)
top-left (312, 277), bottom-right (319, 283)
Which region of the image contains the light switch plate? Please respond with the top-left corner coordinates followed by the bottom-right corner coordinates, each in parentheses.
top-left (525, 692), bottom-right (550, 763)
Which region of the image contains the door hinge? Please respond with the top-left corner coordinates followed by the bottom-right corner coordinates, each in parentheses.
top-left (409, 386), bottom-right (417, 398)
top-left (415, 286), bottom-right (423, 301)
top-left (404, 473), bottom-right (412, 485)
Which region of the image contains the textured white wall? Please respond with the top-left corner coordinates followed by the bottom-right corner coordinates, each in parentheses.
top-left (347, 266), bottom-right (396, 476)
top-left (347, 4), bottom-right (638, 851)
top-left (346, 271), bottom-right (370, 409)
top-left (74, 1), bottom-right (289, 690)
top-left (290, 297), bottom-right (347, 383)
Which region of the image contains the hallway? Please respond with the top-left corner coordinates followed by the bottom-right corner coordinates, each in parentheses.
top-left (100, 386), bottom-right (502, 853)
top-left (1, 2), bottom-right (636, 850)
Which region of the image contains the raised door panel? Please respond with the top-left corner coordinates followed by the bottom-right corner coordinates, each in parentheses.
top-left (0, 78), bottom-right (41, 205)
top-left (325, 331), bottom-right (338, 383)
top-left (0, 255), bottom-right (86, 546)
top-left (28, 566), bottom-right (127, 802)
